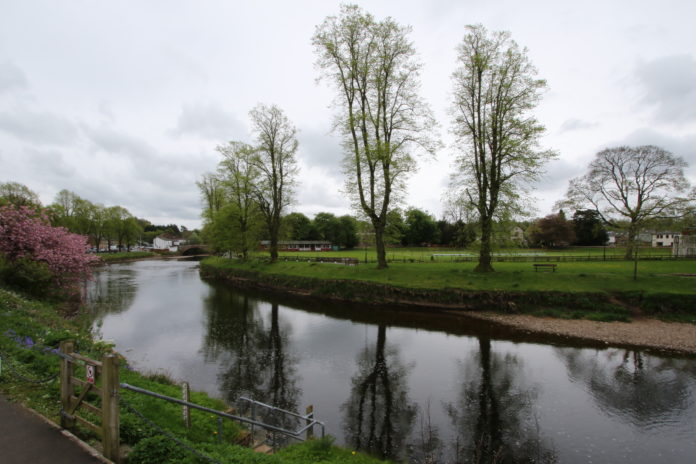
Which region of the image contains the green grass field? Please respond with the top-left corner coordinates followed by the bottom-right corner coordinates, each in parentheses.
top-left (211, 254), bottom-right (696, 295)
top-left (274, 246), bottom-right (673, 263)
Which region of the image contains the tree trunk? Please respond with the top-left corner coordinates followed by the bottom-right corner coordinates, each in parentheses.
top-left (267, 212), bottom-right (281, 262)
top-left (475, 217), bottom-right (494, 272)
top-left (624, 223), bottom-right (638, 260)
top-left (374, 224), bottom-right (388, 269)
top-left (270, 234), bottom-right (278, 263)
top-left (476, 337), bottom-right (502, 460)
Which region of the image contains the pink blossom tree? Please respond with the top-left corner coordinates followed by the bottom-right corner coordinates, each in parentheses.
top-left (0, 206), bottom-right (98, 297)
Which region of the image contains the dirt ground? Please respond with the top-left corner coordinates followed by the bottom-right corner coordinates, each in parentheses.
top-left (461, 311), bottom-right (696, 355)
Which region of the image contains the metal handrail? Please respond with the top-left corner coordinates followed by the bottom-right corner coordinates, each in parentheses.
top-left (237, 396), bottom-right (313, 422)
top-left (120, 383), bottom-right (324, 440)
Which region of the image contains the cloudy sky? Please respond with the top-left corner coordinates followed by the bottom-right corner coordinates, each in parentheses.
top-left (1, 0), bottom-right (695, 228)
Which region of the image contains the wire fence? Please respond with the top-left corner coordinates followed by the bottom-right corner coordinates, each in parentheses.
top-left (0, 327), bottom-right (316, 462)
top-left (0, 351), bottom-right (59, 384)
top-left (256, 253), bottom-right (694, 265)
top-left (0, 330), bottom-right (69, 384)
top-left (120, 397), bottom-right (224, 464)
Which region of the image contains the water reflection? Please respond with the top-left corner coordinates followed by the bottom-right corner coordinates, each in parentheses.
top-left (342, 325), bottom-right (417, 462)
top-left (88, 261), bottom-right (696, 464)
top-left (87, 267), bottom-right (137, 320)
top-left (446, 339), bottom-right (556, 464)
top-left (557, 348), bottom-right (694, 428)
top-left (202, 288), bottom-right (301, 429)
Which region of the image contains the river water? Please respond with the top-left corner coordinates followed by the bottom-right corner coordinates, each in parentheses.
top-left (87, 259), bottom-right (696, 463)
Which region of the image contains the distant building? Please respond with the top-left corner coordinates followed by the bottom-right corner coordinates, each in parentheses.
top-left (260, 240), bottom-right (332, 251)
top-left (153, 234), bottom-right (186, 251)
top-left (510, 226), bottom-right (527, 247)
top-left (673, 228), bottom-right (696, 257)
top-left (652, 232), bottom-right (678, 248)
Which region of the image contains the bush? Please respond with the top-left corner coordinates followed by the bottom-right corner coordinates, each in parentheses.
top-left (127, 435), bottom-right (182, 464)
top-left (0, 256), bottom-right (53, 297)
top-left (120, 412), bottom-right (156, 446)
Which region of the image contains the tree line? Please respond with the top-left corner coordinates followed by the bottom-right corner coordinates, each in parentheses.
top-left (0, 182), bottom-right (197, 252)
top-left (201, 4), bottom-right (693, 270)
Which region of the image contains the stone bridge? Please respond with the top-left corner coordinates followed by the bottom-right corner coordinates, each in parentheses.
top-left (179, 244), bottom-right (210, 256)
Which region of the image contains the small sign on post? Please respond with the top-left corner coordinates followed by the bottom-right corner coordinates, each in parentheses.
top-left (86, 364), bottom-right (95, 384)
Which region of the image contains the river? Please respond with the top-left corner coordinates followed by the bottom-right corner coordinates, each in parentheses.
top-left (87, 259), bottom-right (696, 463)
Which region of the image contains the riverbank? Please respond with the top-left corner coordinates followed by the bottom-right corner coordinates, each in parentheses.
top-left (460, 311), bottom-right (696, 354)
top-left (200, 257), bottom-right (696, 354)
top-left (0, 287), bottom-right (388, 464)
top-left (96, 251), bottom-right (157, 264)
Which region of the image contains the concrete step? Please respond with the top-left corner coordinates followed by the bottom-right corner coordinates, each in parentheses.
top-left (253, 443), bottom-right (273, 455)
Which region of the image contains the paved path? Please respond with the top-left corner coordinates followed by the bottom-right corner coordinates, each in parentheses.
top-left (0, 395), bottom-right (108, 463)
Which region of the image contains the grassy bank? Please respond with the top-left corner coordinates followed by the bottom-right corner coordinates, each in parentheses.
top-left (201, 257), bottom-right (696, 322)
top-left (0, 287), bottom-right (387, 463)
top-left (98, 251), bottom-right (157, 263)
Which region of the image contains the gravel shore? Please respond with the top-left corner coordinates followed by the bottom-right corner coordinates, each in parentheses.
top-left (462, 311), bottom-right (696, 355)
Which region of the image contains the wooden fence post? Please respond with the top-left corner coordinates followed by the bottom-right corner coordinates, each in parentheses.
top-left (101, 354), bottom-right (120, 463)
top-left (306, 405), bottom-right (314, 440)
top-left (182, 382), bottom-right (191, 429)
top-left (59, 340), bottom-right (75, 429)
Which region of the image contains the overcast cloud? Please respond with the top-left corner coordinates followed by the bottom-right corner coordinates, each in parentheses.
top-left (634, 54), bottom-right (696, 124)
top-left (1, 0), bottom-right (695, 228)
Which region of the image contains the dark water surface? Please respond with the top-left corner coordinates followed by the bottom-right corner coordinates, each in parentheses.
top-left (87, 260), bottom-right (696, 463)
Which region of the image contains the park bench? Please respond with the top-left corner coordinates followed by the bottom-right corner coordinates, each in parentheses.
top-left (533, 263), bottom-right (557, 272)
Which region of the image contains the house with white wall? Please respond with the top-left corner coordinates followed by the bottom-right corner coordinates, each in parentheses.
top-left (652, 232), bottom-right (678, 247)
top-left (153, 234), bottom-right (186, 251)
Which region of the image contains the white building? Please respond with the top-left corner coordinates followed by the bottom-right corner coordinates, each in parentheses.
top-left (260, 240), bottom-right (332, 251)
top-left (153, 235), bottom-right (186, 251)
top-left (652, 232), bottom-right (678, 248)
top-left (673, 230), bottom-right (696, 257)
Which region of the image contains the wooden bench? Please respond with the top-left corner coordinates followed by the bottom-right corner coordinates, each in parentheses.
top-left (533, 263), bottom-right (557, 272)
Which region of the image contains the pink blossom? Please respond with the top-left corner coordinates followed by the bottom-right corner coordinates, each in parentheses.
top-left (0, 206), bottom-right (98, 293)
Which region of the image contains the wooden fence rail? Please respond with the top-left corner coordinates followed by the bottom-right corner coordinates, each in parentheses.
top-left (59, 340), bottom-right (120, 463)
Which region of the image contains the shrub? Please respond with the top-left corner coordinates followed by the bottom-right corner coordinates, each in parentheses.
top-left (0, 256), bottom-right (53, 297)
top-left (127, 435), bottom-right (181, 464)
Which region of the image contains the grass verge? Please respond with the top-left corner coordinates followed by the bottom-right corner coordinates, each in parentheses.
top-left (98, 252), bottom-right (157, 263)
top-left (0, 287), bottom-right (387, 463)
top-left (201, 257), bottom-right (696, 322)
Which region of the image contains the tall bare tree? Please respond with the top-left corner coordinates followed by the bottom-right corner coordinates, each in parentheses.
top-left (313, 4), bottom-right (437, 269)
top-left (451, 25), bottom-right (555, 272)
top-left (249, 104), bottom-right (298, 262)
top-left (561, 145), bottom-right (692, 259)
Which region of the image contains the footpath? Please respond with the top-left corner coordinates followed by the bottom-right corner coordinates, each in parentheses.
top-left (0, 395), bottom-right (108, 464)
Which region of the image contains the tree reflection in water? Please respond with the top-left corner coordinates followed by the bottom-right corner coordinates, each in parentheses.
top-left (202, 289), bottom-right (301, 430)
top-left (446, 338), bottom-right (556, 464)
top-left (342, 324), bottom-right (417, 462)
top-left (556, 347), bottom-right (694, 427)
top-left (87, 268), bottom-right (137, 322)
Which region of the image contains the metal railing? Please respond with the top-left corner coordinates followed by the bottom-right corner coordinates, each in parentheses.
top-left (236, 396), bottom-right (324, 441)
top-left (120, 383), bottom-right (324, 444)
